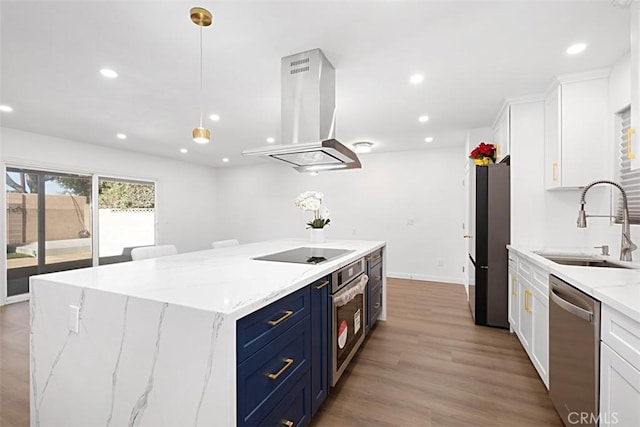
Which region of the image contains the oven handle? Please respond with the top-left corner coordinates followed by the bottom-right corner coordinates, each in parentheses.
top-left (334, 274), bottom-right (368, 308)
top-left (550, 287), bottom-right (593, 323)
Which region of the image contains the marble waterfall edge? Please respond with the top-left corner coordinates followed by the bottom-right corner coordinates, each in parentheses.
top-left (30, 280), bottom-right (235, 426)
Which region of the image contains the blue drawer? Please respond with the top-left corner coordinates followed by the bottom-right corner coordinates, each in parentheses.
top-left (259, 375), bottom-right (311, 427)
top-left (237, 286), bottom-right (311, 362)
top-left (237, 316), bottom-right (311, 426)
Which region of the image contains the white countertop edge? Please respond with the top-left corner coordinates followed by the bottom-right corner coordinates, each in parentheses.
top-left (30, 239), bottom-right (386, 320)
top-left (508, 245), bottom-right (640, 323)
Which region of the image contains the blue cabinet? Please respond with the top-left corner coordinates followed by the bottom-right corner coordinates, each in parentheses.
top-left (366, 248), bottom-right (383, 331)
top-left (237, 286), bottom-right (312, 427)
top-left (310, 276), bottom-right (330, 416)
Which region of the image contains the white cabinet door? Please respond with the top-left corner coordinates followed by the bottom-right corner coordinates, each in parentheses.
top-left (508, 268), bottom-right (519, 332)
top-left (517, 278), bottom-right (533, 352)
top-left (544, 85), bottom-right (561, 189)
top-left (531, 285), bottom-right (549, 389)
top-left (493, 105), bottom-right (510, 162)
top-left (600, 343), bottom-right (640, 427)
top-left (544, 73), bottom-right (609, 188)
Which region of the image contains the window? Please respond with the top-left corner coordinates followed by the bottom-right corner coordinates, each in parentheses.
top-left (97, 177), bottom-right (156, 265)
top-left (616, 107), bottom-right (639, 223)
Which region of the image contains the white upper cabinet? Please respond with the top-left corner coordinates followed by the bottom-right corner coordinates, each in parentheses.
top-left (544, 71), bottom-right (610, 189)
top-left (492, 104), bottom-right (510, 162)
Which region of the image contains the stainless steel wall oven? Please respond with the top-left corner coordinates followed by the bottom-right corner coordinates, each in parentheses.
top-left (330, 258), bottom-right (367, 386)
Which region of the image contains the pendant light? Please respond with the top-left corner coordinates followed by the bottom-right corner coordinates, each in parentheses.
top-left (190, 7), bottom-right (212, 144)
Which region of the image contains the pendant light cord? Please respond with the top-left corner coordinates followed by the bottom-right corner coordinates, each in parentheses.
top-left (199, 24), bottom-right (203, 128)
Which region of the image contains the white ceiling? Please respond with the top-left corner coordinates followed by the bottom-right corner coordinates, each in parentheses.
top-left (0, 0), bottom-right (631, 168)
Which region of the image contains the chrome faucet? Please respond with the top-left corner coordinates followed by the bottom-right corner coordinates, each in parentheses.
top-left (577, 180), bottom-right (637, 261)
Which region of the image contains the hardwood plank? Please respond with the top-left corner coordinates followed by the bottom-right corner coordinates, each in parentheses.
top-left (311, 279), bottom-right (562, 427)
top-left (0, 279), bottom-right (561, 426)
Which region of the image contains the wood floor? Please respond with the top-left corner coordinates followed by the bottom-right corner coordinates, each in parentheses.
top-left (0, 279), bottom-right (561, 426)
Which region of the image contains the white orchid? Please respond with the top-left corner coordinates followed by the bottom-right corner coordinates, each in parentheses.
top-left (294, 191), bottom-right (331, 229)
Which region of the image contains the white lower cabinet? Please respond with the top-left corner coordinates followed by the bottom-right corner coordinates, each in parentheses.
top-left (508, 250), bottom-right (549, 388)
top-left (600, 343), bottom-right (640, 427)
top-left (508, 268), bottom-right (518, 332)
top-left (600, 305), bottom-right (640, 426)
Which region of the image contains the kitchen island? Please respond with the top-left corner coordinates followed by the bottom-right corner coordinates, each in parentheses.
top-left (29, 239), bottom-right (386, 426)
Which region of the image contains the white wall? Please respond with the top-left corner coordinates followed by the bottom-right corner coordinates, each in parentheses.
top-left (510, 55), bottom-right (635, 257)
top-left (215, 147), bottom-right (466, 283)
top-left (0, 127), bottom-right (217, 254)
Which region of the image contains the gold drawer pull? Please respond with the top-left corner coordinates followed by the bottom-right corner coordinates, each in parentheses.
top-left (268, 310), bottom-right (293, 326)
top-left (552, 162), bottom-right (558, 182)
top-left (371, 255), bottom-right (381, 261)
top-left (374, 303), bottom-right (381, 309)
top-left (525, 290), bottom-right (533, 314)
top-left (511, 278), bottom-right (517, 296)
top-left (463, 234), bottom-right (473, 238)
top-left (508, 257), bottom-right (515, 262)
top-left (628, 128), bottom-right (636, 160)
top-left (374, 276), bottom-right (382, 281)
top-left (283, 421), bottom-right (294, 427)
top-left (315, 280), bottom-right (329, 290)
top-left (267, 358), bottom-right (294, 380)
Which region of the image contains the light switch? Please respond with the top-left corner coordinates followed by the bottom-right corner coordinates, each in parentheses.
top-left (69, 305), bottom-right (80, 334)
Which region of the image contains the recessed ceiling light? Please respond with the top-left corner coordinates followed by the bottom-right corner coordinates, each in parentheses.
top-left (222, 157), bottom-right (229, 163)
top-left (425, 137), bottom-right (434, 143)
top-left (353, 142), bottom-right (373, 154)
top-left (418, 115), bottom-right (429, 123)
top-left (409, 74), bottom-right (424, 84)
top-left (116, 133), bottom-right (127, 140)
top-left (266, 137), bottom-right (275, 143)
top-left (100, 68), bottom-right (118, 79)
top-left (566, 43), bottom-right (587, 55)
top-left (0, 105), bottom-right (13, 112)
top-left (180, 148), bottom-right (188, 153)
top-left (209, 114), bottom-right (220, 121)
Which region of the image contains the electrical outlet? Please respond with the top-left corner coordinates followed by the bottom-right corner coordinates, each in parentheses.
top-left (437, 259), bottom-right (444, 267)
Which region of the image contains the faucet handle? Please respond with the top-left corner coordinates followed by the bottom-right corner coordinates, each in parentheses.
top-left (594, 245), bottom-right (610, 256)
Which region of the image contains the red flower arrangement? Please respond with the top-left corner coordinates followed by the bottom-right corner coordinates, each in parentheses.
top-left (469, 142), bottom-right (496, 164)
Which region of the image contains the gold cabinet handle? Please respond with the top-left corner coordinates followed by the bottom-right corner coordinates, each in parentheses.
top-left (374, 275), bottom-right (382, 281)
top-left (525, 290), bottom-right (533, 314)
top-left (628, 128), bottom-right (636, 160)
top-left (374, 303), bottom-right (381, 309)
top-left (371, 255), bottom-right (382, 262)
top-left (552, 162), bottom-right (558, 182)
top-left (463, 234), bottom-right (473, 238)
top-left (496, 143), bottom-right (501, 158)
top-left (283, 421), bottom-right (294, 427)
top-left (267, 310), bottom-right (293, 326)
top-left (508, 257), bottom-right (515, 262)
top-left (315, 280), bottom-right (329, 290)
top-left (511, 277), bottom-right (517, 296)
top-left (267, 358), bottom-right (294, 380)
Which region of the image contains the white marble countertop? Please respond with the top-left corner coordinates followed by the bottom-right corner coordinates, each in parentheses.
top-left (508, 245), bottom-right (640, 322)
top-left (33, 239), bottom-right (385, 318)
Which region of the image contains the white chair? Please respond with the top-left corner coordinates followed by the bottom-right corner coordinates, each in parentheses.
top-left (131, 244), bottom-right (178, 261)
top-left (211, 239), bottom-right (240, 249)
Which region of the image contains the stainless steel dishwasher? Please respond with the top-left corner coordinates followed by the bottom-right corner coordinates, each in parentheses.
top-left (549, 274), bottom-right (601, 427)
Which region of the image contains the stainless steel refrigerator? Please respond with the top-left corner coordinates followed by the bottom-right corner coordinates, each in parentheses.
top-left (468, 161), bottom-right (510, 328)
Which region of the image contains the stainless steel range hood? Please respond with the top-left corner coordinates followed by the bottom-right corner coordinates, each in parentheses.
top-left (242, 49), bottom-right (361, 172)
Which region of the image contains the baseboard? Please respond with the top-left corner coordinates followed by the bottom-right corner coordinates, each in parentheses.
top-left (387, 272), bottom-right (464, 285)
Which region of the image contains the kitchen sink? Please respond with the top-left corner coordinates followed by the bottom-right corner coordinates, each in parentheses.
top-left (536, 253), bottom-right (633, 269)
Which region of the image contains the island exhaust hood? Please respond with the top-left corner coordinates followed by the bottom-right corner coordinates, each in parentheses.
top-left (242, 49), bottom-right (361, 172)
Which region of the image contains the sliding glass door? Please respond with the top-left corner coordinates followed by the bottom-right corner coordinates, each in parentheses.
top-left (6, 168), bottom-right (92, 298)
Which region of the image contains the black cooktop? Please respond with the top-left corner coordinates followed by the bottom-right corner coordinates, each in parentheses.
top-left (253, 247), bottom-right (354, 265)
